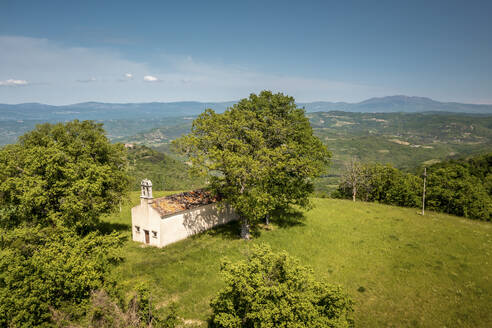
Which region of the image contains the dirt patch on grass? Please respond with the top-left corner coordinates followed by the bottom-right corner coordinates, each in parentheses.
top-left (183, 319), bottom-right (206, 327)
top-left (156, 295), bottom-right (180, 309)
top-left (389, 139), bottom-right (410, 145)
top-left (333, 120), bottom-right (357, 127)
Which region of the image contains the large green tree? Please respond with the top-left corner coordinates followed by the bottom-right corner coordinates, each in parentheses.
top-left (0, 226), bottom-right (125, 327)
top-left (0, 120), bottom-right (129, 232)
top-left (174, 91), bottom-right (330, 238)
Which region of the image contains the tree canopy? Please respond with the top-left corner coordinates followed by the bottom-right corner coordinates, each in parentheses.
top-left (0, 120), bottom-right (129, 232)
top-left (174, 91), bottom-right (330, 237)
top-left (426, 164), bottom-right (491, 220)
top-left (0, 226), bottom-right (125, 327)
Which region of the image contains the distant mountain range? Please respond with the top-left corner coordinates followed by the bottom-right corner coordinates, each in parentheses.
top-left (1, 95), bottom-right (491, 121)
top-left (302, 96), bottom-right (492, 114)
top-left (0, 101), bottom-right (236, 121)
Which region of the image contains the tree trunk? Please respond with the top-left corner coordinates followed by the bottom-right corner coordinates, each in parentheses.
top-left (265, 214), bottom-right (270, 226)
top-left (422, 167), bottom-right (427, 215)
top-left (240, 219), bottom-right (251, 240)
top-left (352, 186), bottom-right (357, 202)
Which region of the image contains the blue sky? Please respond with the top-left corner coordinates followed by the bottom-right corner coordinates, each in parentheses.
top-left (0, 0), bottom-right (491, 105)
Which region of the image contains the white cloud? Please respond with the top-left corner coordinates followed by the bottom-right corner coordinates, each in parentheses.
top-left (117, 73), bottom-right (134, 82)
top-left (0, 36), bottom-right (151, 103)
top-left (0, 79), bottom-right (28, 86)
top-left (76, 77), bottom-right (97, 83)
top-left (143, 75), bottom-right (159, 82)
top-left (0, 35), bottom-right (393, 104)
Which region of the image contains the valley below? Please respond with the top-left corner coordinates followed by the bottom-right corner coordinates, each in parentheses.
top-left (2, 110), bottom-right (491, 193)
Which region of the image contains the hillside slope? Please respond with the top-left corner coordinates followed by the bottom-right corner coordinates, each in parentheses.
top-left (126, 146), bottom-right (205, 191)
top-left (105, 194), bottom-right (492, 327)
top-left (308, 111), bottom-right (492, 192)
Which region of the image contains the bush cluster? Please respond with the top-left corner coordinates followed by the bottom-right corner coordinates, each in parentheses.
top-left (211, 244), bottom-right (354, 328)
top-left (335, 153), bottom-right (492, 221)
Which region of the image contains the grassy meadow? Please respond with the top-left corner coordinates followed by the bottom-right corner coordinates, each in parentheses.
top-left (104, 191), bottom-right (492, 327)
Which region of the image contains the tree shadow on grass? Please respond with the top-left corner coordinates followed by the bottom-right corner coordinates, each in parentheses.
top-left (96, 221), bottom-right (131, 235)
top-left (184, 206), bottom-right (307, 242)
top-left (270, 206), bottom-right (306, 228)
top-left (196, 220), bottom-right (241, 241)
top-left (202, 206), bottom-right (306, 240)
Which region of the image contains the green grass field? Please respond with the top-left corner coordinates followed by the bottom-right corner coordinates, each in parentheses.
top-left (104, 192), bottom-right (492, 327)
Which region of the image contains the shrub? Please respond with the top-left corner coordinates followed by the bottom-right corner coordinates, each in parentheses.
top-left (84, 286), bottom-right (181, 328)
top-left (210, 244), bottom-right (354, 328)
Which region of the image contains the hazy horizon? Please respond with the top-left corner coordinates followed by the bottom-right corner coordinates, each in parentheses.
top-left (2, 94), bottom-right (492, 107)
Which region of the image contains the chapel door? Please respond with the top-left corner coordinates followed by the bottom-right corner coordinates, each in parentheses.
top-left (144, 230), bottom-right (150, 244)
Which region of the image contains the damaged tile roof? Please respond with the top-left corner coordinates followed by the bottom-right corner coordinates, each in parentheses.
top-left (151, 189), bottom-right (220, 217)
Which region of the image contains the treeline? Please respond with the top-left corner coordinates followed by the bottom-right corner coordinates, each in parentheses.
top-left (335, 153), bottom-right (492, 221)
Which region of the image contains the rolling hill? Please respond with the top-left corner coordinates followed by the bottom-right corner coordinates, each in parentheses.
top-left (0, 95), bottom-right (491, 122)
top-left (308, 111), bottom-right (492, 190)
top-left (2, 110), bottom-right (490, 196)
top-left (113, 111), bottom-right (492, 194)
top-left (302, 95), bottom-right (492, 114)
top-left (0, 101), bottom-right (235, 121)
